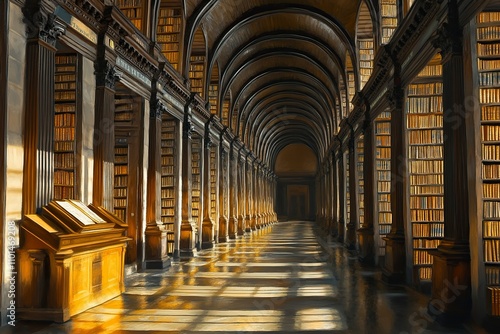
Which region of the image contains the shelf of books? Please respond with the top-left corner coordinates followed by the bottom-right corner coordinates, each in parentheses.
top-left (359, 38), bottom-right (374, 89)
top-left (477, 11), bottom-right (500, 316)
top-left (113, 144), bottom-right (129, 221)
top-left (157, 5), bottom-right (182, 70)
top-left (54, 53), bottom-right (79, 200)
top-left (209, 83), bottom-right (218, 115)
top-left (161, 115), bottom-right (177, 255)
top-left (375, 111), bottom-right (392, 257)
top-left (210, 147), bottom-right (217, 218)
top-left (222, 95), bottom-right (230, 127)
top-left (192, 134), bottom-right (202, 226)
top-left (116, 0), bottom-right (143, 31)
top-left (357, 135), bottom-right (365, 228)
top-left (346, 56), bottom-right (355, 113)
top-left (380, 0), bottom-right (398, 44)
top-left (339, 77), bottom-right (348, 119)
top-left (189, 55), bottom-right (205, 96)
top-left (406, 56), bottom-right (444, 285)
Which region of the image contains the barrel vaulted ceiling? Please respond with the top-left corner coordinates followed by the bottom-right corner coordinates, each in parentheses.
top-left (147, 0), bottom-right (379, 169)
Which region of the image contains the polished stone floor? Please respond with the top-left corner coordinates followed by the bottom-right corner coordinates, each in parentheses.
top-left (4, 221), bottom-right (488, 333)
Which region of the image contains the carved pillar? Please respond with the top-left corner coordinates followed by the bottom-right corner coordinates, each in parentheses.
top-left (228, 142), bottom-right (238, 238)
top-left (92, 18), bottom-right (120, 211)
top-left (180, 99), bottom-right (196, 256)
top-left (202, 125), bottom-right (214, 249)
top-left (326, 162), bottom-right (332, 231)
top-left (383, 79), bottom-right (407, 284)
top-left (346, 127), bottom-right (358, 250)
top-left (145, 99), bottom-right (170, 268)
top-left (428, 3), bottom-right (471, 321)
top-left (237, 151), bottom-right (246, 235)
top-left (252, 162), bottom-right (259, 229)
top-left (358, 107), bottom-right (376, 265)
top-left (337, 144), bottom-right (345, 243)
top-left (331, 152), bottom-right (339, 237)
top-left (218, 143), bottom-right (229, 242)
top-left (245, 155), bottom-right (252, 232)
top-left (22, 2), bottom-right (65, 214)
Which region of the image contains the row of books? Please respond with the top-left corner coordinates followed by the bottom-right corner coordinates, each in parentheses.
top-left (55, 82), bottom-right (76, 90)
top-left (161, 188), bottom-right (175, 199)
top-left (484, 201), bottom-right (500, 219)
top-left (55, 66), bottom-right (76, 73)
top-left (377, 170), bottom-right (391, 181)
top-left (161, 199), bottom-right (175, 208)
top-left (114, 165), bottom-right (128, 175)
top-left (120, 8), bottom-right (142, 19)
top-left (161, 176), bottom-right (174, 187)
top-left (159, 8), bottom-right (181, 17)
top-left (417, 64), bottom-right (442, 77)
top-left (477, 26), bottom-right (500, 41)
top-left (483, 105), bottom-right (500, 120)
top-left (54, 186), bottom-right (74, 200)
top-left (483, 144), bottom-right (500, 160)
top-left (410, 185), bottom-right (444, 195)
top-left (482, 125), bottom-right (500, 141)
top-left (419, 267), bottom-right (432, 281)
top-left (409, 160), bottom-right (443, 174)
top-left (114, 188), bottom-right (127, 198)
top-left (410, 195), bottom-right (444, 209)
top-left (478, 12), bottom-right (500, 23)
top-left (54, 153), bottom-right (75, 169)
top-left (485, 239), bottom-right (500, 262)
top-left (114, 198), bottom-right (127, 208)
top-left (406, 96), bottom-right (443, 114)
top-left (407, 114), bottom-right (443, 129)
top-left (413, 238), bottom-right (440, 249)
top-left (54, 141), bottom-right (74, 152)
top-left (55, 91), bottom-right (76, 101)
top-left (412, 222), bottom-right (444, 238)
top-left (486, 266), bottom-right (500, 285)
top-left (54, 113), bottom-right (75, 127)
top-left (483, 164), bottom-right (500, 179)
top-left (409, 145), bottom-right (443, 159)
top-left (413, 249), bottom-right (433, 265)
top-left (115, 175), bottom-right (128, 187)
top-left (407, 83), bottom-right (443, 96)
top-left (483, 183), bottom-right (500, 198)
top-left (410, 209), bottom-right (444, 222)
top-left (484, 220), bottom-right (500, 238)
top-left (211, 149), bottom-right (218, 216)
top-left (408, 129), bottom-right (443, 145)
top-left (55, 55), bottom-right (77, 64)
top-left (357, 138), bottom-right (365, 226)
top-left (54, 170), bottom-right (75, 186)
top-left (488, 287), bottom-right (500, 317)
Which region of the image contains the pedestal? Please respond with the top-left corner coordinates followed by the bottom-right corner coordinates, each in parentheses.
top-left (382, 234), bottom-right (406, 284)
top-left (145, 226), bottom-right (171, 269)
top-left (357, 227), bottom-right (375, 265)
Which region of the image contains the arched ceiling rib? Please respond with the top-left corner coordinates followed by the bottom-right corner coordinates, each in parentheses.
top-left (181, 0), bottom-right (364, 170)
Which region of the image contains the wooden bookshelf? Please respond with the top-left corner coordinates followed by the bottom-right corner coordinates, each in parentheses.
top-left (161, 115), bottom-right (177, 255)
top-left (189, 55), bottom-right (205, 96)
top-left (113, 145), bottom-right (129, 221)
top-left (157, 5), bottom-right (182, 70)
top-left (357, 135), bottom-right (364, 228)
top-left (209, 83), bottom-right (218, 115)
top-left (380, 0), bottom-right (398, 44)
top-left (192, 134), bottom-right (202, 226)
top-left (222, 95), bottom-right (230, 127)
top-left (477, 11), bottom-right (500, 316)
top-left (113, 87), bottom-right (138, 222)
top-left (346, 56), bottom-right (355, 114)
top-left (54, 53), bottom-right (78, 200)
top-left (375, 111), bottom-right (392, 256)
top-left (116, 0), bottom-right (143, 31)
top-left (406, 57), bottom-right (444, 284)
top-left (210, 147), bottom-right (217, 218)
top-left (358, 38), bottom-right (374, 89)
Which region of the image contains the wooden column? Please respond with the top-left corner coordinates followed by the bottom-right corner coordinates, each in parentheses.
top-left (92, 18), bottom-right (120, 211)
top-left (428, 1), bottom-right (471, 321)
top-left (331, 152), bottom-right (339, 237)
top-left (245, 155), bottom-right (253, 232)
top-left (237, 150), bottom-right (246, 235)
top-left (202, 122), bottom-right (214, 249)
top-left (383, 80), bottom-right (407, 283)
top-left (358, 107), bottom-right (376, 265)
top-left (346, 127), bottom-right (358, 250)
top-left (180, 98), bottom-right (196, 256)
top-left (145, 99), bottom-right (170, 268)
top-left (218, 142), bottom-right (229, 242)
top-left (228, 142), bottom-right (238, 238)
top-left (337, 144), bottom-right (345, 243)
top-left (252, 161), bottom-right (259, 229)
top-left (22, 2), bottom-right (65, 214)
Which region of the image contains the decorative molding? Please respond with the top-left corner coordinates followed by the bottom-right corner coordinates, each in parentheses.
top-left (23, 2), bottom-right (66, 46)
top-left (94, 59), bottom-right (122, 88)
top-left (150, 99), bottom-right (165, 120)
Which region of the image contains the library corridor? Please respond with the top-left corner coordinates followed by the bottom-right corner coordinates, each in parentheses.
top-left (2, 221), bottom-right (477, 334)
top-left (3, 0), bottom-right (500, 333)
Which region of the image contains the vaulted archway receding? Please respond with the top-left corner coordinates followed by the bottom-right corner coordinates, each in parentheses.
top-left (275, 143), bottom-right (318, 221)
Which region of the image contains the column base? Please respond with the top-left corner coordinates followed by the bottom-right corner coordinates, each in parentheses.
top-left (202, 218), bottom-right (214, 249)
top-left (228, 216), bottom-right (238, 239)
top-left (357, 227), bottom-right (375, 265)
top-left (237, 215), bottom-right (245, 236)
top-left (382, 233), bottom-right (406, 284)
top-left (145, 224), bottom-right (170, 269)
top-left (345, 222), bottom-right (357, 250)
top-left (427, 241), bottom-right (471, 324)
top-left (218, 215), bottom-right (228, 243)
top-left (180, 221), bottom-right (196, 257)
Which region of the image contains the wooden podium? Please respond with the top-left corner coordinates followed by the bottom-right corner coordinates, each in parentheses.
top-left (17, 200), bottom-right (130, 322)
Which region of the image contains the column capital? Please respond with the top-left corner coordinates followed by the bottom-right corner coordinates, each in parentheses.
top-left (431, 1), bottom-right (462, 59)
top-left (23, 2), bottom-right (65, 46)
top-left (94, 59), bottom-right (122, 89)
top-left (150, 98), bottom-right (165, 120)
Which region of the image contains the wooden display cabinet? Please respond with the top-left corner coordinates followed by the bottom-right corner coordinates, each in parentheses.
top-left (17, 200), bottom-right (129, 322)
